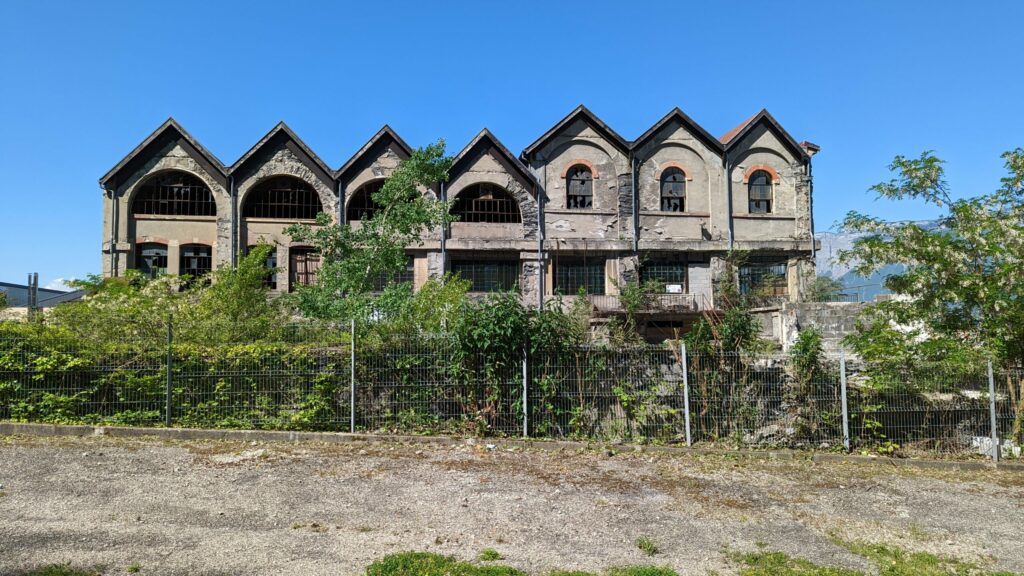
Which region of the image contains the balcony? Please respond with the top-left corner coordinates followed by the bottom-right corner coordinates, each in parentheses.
top-left (549, 293), bottom-right (708, 315)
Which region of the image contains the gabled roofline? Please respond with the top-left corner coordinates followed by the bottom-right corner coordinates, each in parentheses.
top-left (520, 104), bottom-right (630, 160)
top-left (228, 121), bottom-right (335, 180)
top-left (451, 128), bottom-right (538, 194)
top-left (99, 117), bottom-right (227, 189)
top-left (631, 107), bottom-right (725, 157)
top-left (720, 109), bottom-right (810, 161)
top-left (335, 124), bottom-right (414, 180)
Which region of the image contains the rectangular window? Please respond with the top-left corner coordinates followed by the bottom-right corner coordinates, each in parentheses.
top-left (739, 258), bottom-right (788, 296)
top-left (247, 245), bottom-right (278, 290)
top-left (749, 184), bottom-right (773, 214)
top-left (640, 260), bottom-right (687, 293)
top-left (136, 243), bottom-right (168, 278)
top-left (180, 245), bottom-right (212, 277)
top-left (554, 258), bottom-right (605, 295)
top-left (451, 258), bottom-right (519, 292)
top-left (289, 247), bottom-right (321, 292)
top-left (372, 256), bottom-right (415, 292)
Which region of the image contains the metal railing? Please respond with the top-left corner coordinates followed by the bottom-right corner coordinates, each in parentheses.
top-left (1, 324), bottom-right (1021, 461)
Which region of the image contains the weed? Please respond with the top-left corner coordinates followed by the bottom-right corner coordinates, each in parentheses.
top-left (15, 566), bottom-right (101, 576)
top-left (635, 536), bottom-right (660, 556)
top-left (606, 567), bottom-right (679, 576)
top-left (479, 549), bottom-right (503, 561)
top-left (365, 552), bottom-right (524, 576)
top-left (127, 563), bottom-right (141, 573)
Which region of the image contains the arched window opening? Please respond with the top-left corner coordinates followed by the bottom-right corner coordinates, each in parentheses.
top-left (748, 170), bottom-right (773, 214)
top-left (660, 168), bottom-right (686, 212)
top-left (346, 181), bottom-right (384, 221)
top-left (136, 243), bottom-right (168, 278)
top-left (566, 165), bottom-right (593, 209)
top-left (452, 183), bottom-right (522, 223)
top-left (247, 245), bottom-right (278, 290)
top-left (132, 171), bottom-right (216, 216)
top-left (243, 176), bottom-right (323, 220)
top-left (180, 244), bottom-right (212, 278)
top-left (289, 247), bottom-right (320, 292)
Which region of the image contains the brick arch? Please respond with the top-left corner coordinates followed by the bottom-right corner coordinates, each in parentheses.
top-left (742, 164), bottom-right (781, 184)
top-left (655, 161), bottom-right (694, 182)
top-left (560, 159), bottom-right (599, 179)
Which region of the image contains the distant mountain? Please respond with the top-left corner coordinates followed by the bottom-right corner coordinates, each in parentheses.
top-left (814, 220), bottom-right (942, 301)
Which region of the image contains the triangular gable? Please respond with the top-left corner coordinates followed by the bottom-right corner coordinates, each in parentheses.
top-left (721, 109), bottom-right (809, 161)
top-left (335, 125), bottom-right (413, 185)
top-left (450, 129), bottom-right (537, 196)
top-left (632, 107), bottom-right (724, 156)
top-left (99, 118), bottom-right (227, 190)
top-left (229, 122), bottom-right (335, 189)
top-left (520, 104), bottom-right (630, 160)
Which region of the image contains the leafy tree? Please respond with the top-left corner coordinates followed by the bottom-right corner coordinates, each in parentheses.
top-left (284, 141), bottom-right (454, 322)
top-left (806, 275), bottom-right (846, 302)
top-left (839, 150), bottom-right (1024, 368)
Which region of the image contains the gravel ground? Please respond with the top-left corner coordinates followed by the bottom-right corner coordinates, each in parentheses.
top-left (0, 434), bottom-right (1022, 576)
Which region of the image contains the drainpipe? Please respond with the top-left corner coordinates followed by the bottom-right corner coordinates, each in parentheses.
top-left (630, 152), bottom-right (638, 253)
top-left (806, 156), bottom-right (815, 261)
top-left (338, 180), bottom-right (345, 225)
top-left (537, 160), bottom-right (546, 310)
top-left (724, 150), bottom-right (734, 251)
top-left (106, 185), bottom-right (117, 277)
top-left (229, 175), bottom-right (237, 266)
top-left (439, 181), bottom-right (446, 279)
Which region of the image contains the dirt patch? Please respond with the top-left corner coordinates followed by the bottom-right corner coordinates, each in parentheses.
top-left (0, 434), bottom-right (1021, 575)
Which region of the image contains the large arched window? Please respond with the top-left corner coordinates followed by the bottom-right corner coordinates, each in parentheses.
top-left (660, 168), bottom-right (686, 212)
top-left (135, 243), bottom-right (168, 278)
top-left (748, 170), bottom-right (773, 214)
top-left (132, 171), bottom-right (216, 216)
top-left (452, 183), bottom-right (522, 223)
top-left (243, 176), bottom-right (323, 220)
top-left (346, 180), bottom-right (384, 221)
top-left (566, 165), bottom-right (593, 209)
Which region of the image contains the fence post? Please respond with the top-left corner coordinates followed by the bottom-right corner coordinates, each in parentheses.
top-left (522, 347), bottom-right (528, 438)
top-left (988, 359), bottom-right (1000, 462)
top-left (840, 349), bottom-right (850, 452)
top-left (165, 314), bottom-right (173, 427)
top-left (350, 319), bottom-right (356, 434)
top-left (681, 341), bottom-right (691, 447)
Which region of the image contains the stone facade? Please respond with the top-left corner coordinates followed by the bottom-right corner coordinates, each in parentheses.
top-left (100, 107), bottom-right (819, 337)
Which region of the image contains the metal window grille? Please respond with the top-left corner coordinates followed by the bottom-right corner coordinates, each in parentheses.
top-left (136, 243), bottom-right (168, 278)
top-left (566, 165), bottom-right (593, 209)
top-left (131, 171), bottom-right (216, 217)
top-left (372, 256), bottom-right (415, 292)
top-left (180, 245), bottom-right (212, 278)
top-left (554, 258), bottom-right (605, 295)
top-left (346, 181), bottom-right (384, 221)
top-left (640, 260), bottom-right (687, 292)
top-left (660, 168), bottom-right (686, 212)
top-left (451, 184), bottom-right (522, 223)
top-left (243, 176), bottom-right (323, 220)
top-left (748, 170), bottom-right (773, 214)
top-left (451, 259), bottom-right (520, 292)
top-left (247, 246), bottom-right (278, 290)
top-left (289, 247), bottom-right (320, 292)
top-left (739, 259), bottom-right (788, 296)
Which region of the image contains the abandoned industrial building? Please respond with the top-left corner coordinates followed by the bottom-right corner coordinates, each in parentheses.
top-left (99, 106), bottom-right (820, 339)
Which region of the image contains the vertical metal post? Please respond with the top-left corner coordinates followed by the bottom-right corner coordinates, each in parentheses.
top-left (840, 350), bottom-right (850, 452)
top-left (681, 341), bottom-right (692, 447)
top-left (522, 347), bottom-right (528, 438)
top-left (165, 314), bottom-right (173, 427)
top-left (350, 319), bottom-right (356, 434)
top-left (988, 359), bottom-right (1000, 462)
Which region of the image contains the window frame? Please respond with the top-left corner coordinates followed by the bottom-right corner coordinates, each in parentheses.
top-left (243, 176), bottom-right (324, 220)
top-left (659, 168), bottom-right (686, 212)
top-left (179, 244), bottom-right (212, 279)
top-left (554, 257), bottom-right (606, 295)
top-left (748, 170), bottom-right (774, 214)
top-left (288, 246), bottom-right (321, 292)
top-left (135, 243), bottom-right (168, 278)
top-left (450, 257), bottom-right (520, 293)
top-left (451, 183), bottom-right (522, 224)
top-left (565, 165), bottom-right (594, 210)
top-left (346, 180), bottom-right (384, 222)
top-left (131, 171), bottom-right (216, 217)
top-left (247, 245), bottom-right (278, 290)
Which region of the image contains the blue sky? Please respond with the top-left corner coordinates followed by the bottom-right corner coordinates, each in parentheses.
top-left (1, 0), bottom-right (1022, 288)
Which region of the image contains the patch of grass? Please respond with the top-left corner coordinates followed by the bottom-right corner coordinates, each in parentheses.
top-left (15, 566), bottom-right (101, 576)
top-left (365, 552), bottom-right (524, 576)
top-left (634, 536), bottom-right (659, 557)
top-left (606, 567), bottom-right (679, 576)
top-left (735, 551), bottom-right (860, 575)
top-left (479, 549), bottom-right (504, 561)
top-left (127, 563), bottom-right (142, 573)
